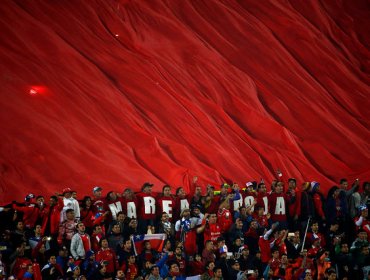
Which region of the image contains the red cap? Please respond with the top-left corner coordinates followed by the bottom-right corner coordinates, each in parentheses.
top-left (62, 187), bottom-right (72, 194)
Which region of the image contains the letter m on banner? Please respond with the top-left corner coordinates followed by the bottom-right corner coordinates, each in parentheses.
top-left (131, 234), bottom-right (166, 255)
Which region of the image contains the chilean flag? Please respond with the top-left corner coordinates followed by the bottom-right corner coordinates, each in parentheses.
top-left (131, 234), bottom-right (166, 255)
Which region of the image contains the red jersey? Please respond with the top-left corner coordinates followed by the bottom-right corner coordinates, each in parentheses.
top-left (204, 223), bottom-right (221, 244)
top-left (136, 192), bottom-right (157, 220)
top-left (268, 193), bottom-right (288, 222)
top-left (96, 248), bottom-right (118, 274)
top-left (173, 195), bottom-right (190, 220)
top-left (156, 196), bottom-right (175, 220)
top-left (122, 196), bottom-right (138, 219)
top-left (105, 197), bottom-right (124, 220)
top-left (286, 189), bottom-right (301, 217)
top-left (13, 204), bottom-right (41, 229)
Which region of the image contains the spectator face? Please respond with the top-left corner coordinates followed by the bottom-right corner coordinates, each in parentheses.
top-left (272, 250), bottom-right (279, 259)
top-left (209, 214), bottom-right (217, 223)
top-left (77, 223), bottom-right (85, 233)
top-left (72, 192), bottom-right (77, 199)
top-left (205, 241), bottom-right (214, 250)
top-left (34, 225), bottom-right (42, 235)
top-left (144, 241), bottom-right (151, 250)
top-left (151, 266), bottom-right (160, 276)
top-left (143, 186), bottom-right (152, 194)
top-left (276, 182), bottom-right (283, 193)
top-left (36, 197), bottom-right (44, 207)
top-left (362, 246), bottom-right (369, 255)
top-left (258, 184), bottom-right (267, 193)
top-left (250, 221), bottom-right (258, 229)
top-left (195, 186), bottom-right (201, 195)
top-left (208, 262), bottom-right (215, 270)
top-left (117, 213), bottom-right (125, 222)
top-left (328, 272), bottom-right (337, 280)
top-left (177, 188), bottom-right (185, 197)
top-left (311, 223), bottom-right (319, 233)
top-left (49, 256), bottom-right (56, 264)
top-left (236, 219), bottom-right (243, 229)
top-left (16, 221), bottom-right (24, 231)
top-left (112, 224), bottom-right (121, 234)
top-left (163, 186), bottom-right (171, 196)
top-left (175, 247), bottom-right (182, 256)
top-left (161, 213), bottom-right (169, 222)
top-left (101, 239), bottom-right (108, 248)
top-left (93, 189), bottom-right (102, 198)
top-left (94, 226), bottom-right (102, 234)
top-left (359, 232), bottom-right (367, 241)
top-left (128, 255), bottom-right (136, 264)
top-left (340, 181), bottom-right (348, 190)
top-left (214, 268), bottom-right (222, 278)
top-left (232, 262), bottom-right (240, 271)
top-left (288, 180), bottom-right (296, 189)
top-left (109, 192), bottom-right (117, 201)
top-left (124, 240), bottom-right (132, 250)
top-left (66, 211), bottom-right (75, 220)
top-left (116, 270), bottom-right (124, 279)
top-left (49, 197), bottom-right (57, 206)
top-left (340, 244), bottom-right (349, 253)
top-left (170, 263), bottom-right (179, 273)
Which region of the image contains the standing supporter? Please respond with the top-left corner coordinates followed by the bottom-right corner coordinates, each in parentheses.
top-left (58, 209), bottom-right (76, 249)
top-left (139, 241), bottom-right (160, 267)
top-left (12, 195), bottom-right (45, 231)
top-left (61, 188), bottom-right (80, 222)
top-left (285, 231), bottom-right (302, 261)
top-left (91, 224), bottom-right (104, 252)
top-left (56, 246), bottom-right (69, 272)
top-left (300, 182), bottom-right (315, 230)
top-left (243, 182), bottom-right (258, 212)
top-left (165, 261), bottom-right (185, 280)
top-left (325, 186), bottom-right (347, 228)
top-left (173, 187), bottom-right (191, 222)
top-left (258, 222), bottom-right (279, 269)
top-left (136, 182), bottom-right (157, 234)
top-left (10, 220), bottom-right (27, 248)
top-left (42, 195), bottom-right (64, 238)
top-left (204, 185), bottom-right (219, 215)
top-left (79, 196), bottom-right (94, 232)
top-left (91, 186), bottom-right (105, 219)
top-left (197, 213), bottom-right (221, 246)
top-left (174, 208), bottom-right (203, 256)
top-left (334, 243), bottom-right (353, 279)
top-left (122, 218), bottom-right (139, 240)
top-left (190, 176), bottom-right (205, 212)
top-left (256, 182), bottom-right (269, 215)
top-left (200, 261), bottom-right (215, 280)
top-left (268, 181), bottom-right (290, 229)
top-left (9, 241), bottom-right (32, 279)
top-left (81, 250), bottom-right (99, 279)
top-left (306, 221), bottom-right (326, 248)
top-left (156, 212), bottom-right (175, 242)
top-left (121, 254), bottom-right (138, 280)
top-left (70, 222), bottom-right (91, 261)
top-left (156, 185), bottom-right (175, 221)
top-left (202, 240), bottom-right (215, 266)
top-left (233, 206), bottom-right (250, 232)
top-left (238, 245), bottom-right (254, 271)
top-left (121, 188), bottom-right (137, 219)
top-left (354, 205), bottom-right (370, 241)
top-left (41, 253), bottom-right (63, 280)
top-left (349, 184), bottom-right (362, 219)
top-left (245, 220), bottom-right (260, 254)
top-left (227, 218), bottom-right (244, 248)
top-left (286, 178), bottom-right (301, 231)
top-left (96, 238), bottom-right (119, 276)
top-left (116, 239), bottom-right (133, 267)
top-left (107, 211), bottom-right (127, 237)
top-left (217, 194), bottom-right (235, 234)
top-left (230, 183), bottom-right (243, 213)
top-left (310, 182), bottom-right (326, 226)
top-left (107, 222), bottom-right (124, 254)
top-left (253, 205), bottom-right (269, 229)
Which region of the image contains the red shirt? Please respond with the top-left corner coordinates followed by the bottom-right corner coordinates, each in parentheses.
top-left (156, 196), bottom-right (175, 220)
top-left (80, 234), bottom-right (91, 252)
top-left (204, 223), bottom-right (221, 244)
top-left (268, 193), bottom-right (288, 222)
top-left (96, 248), bottom-right (118, 273)
top-left (136, 192), bottom-right (157, 220)
top-left (217, 208), bottom-right (233, 233)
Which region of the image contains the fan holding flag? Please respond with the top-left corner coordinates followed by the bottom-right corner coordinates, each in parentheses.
top-left (131, 234), bottom-right (166, 256)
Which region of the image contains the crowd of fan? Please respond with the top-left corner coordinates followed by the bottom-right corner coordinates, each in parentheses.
top-left (0, 176), bottom-right (369, 280)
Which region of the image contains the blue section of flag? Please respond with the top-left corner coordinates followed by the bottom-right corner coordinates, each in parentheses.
top-left (133, 234), bottom-right (145, 242)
